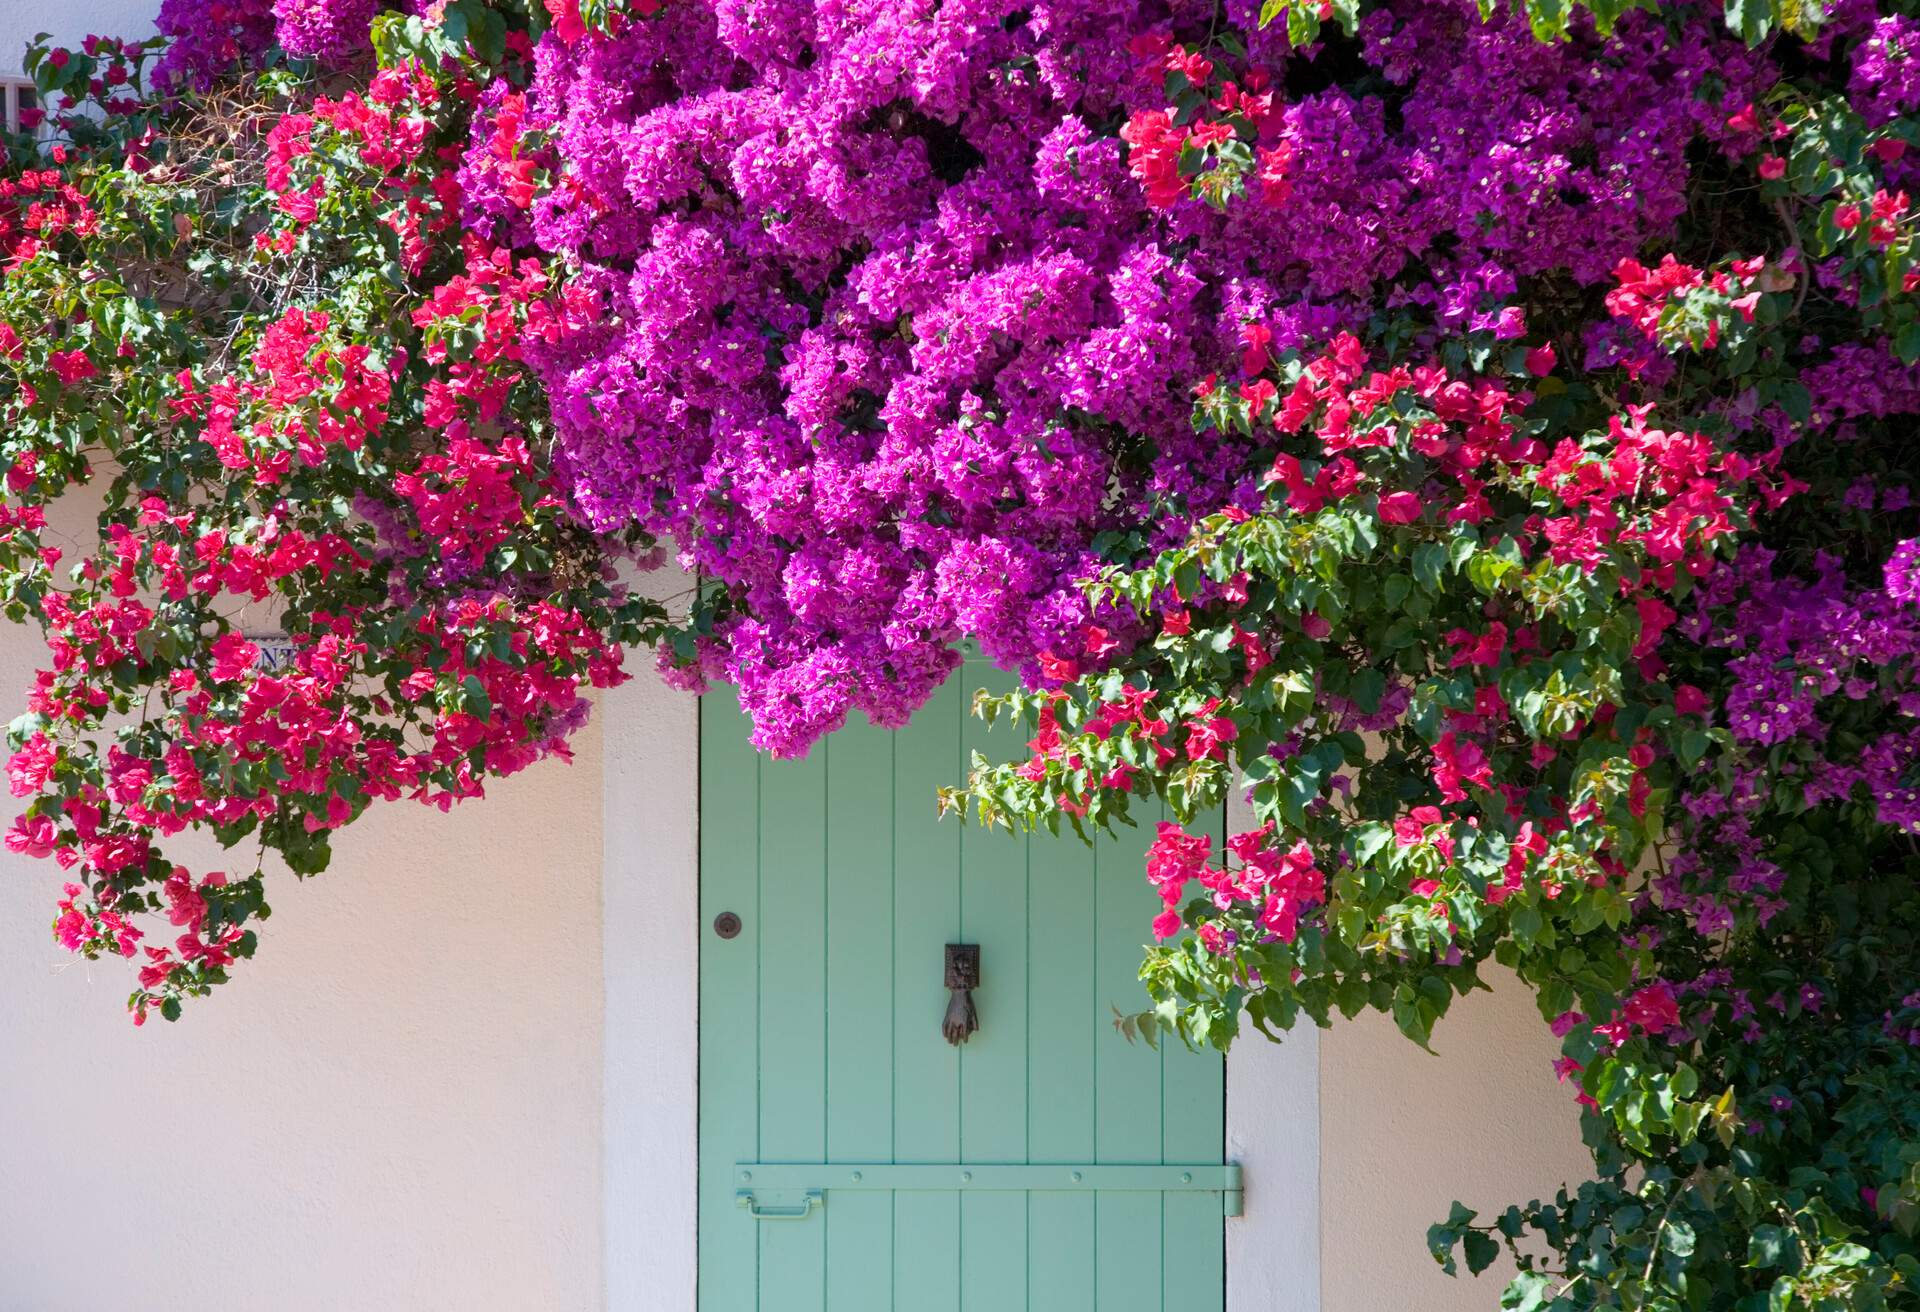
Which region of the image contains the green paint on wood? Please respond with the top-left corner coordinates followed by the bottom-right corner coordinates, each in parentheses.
top-left (697, 672), bottom-right (1226, 1310)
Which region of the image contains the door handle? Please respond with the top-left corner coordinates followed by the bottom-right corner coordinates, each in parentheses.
top-left (943, 944), bottom-right (979, 1044)
top-left (736, 1188), bottom-right (822, 1220)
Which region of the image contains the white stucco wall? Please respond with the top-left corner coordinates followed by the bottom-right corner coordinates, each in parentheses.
top-left (0, 632), bottom-right (611, 1309)
top-left (1319, 971), bottom-right (1594, 1312)
top-left (600, 572), bottom-right (699, 1312)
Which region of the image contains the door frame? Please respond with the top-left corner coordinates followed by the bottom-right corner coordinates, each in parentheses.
top-left (597, 609), bottom-right (1321, 1312)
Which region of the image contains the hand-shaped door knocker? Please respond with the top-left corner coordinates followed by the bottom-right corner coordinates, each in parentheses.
top-left (943, 944), bottom-right (980, 1045)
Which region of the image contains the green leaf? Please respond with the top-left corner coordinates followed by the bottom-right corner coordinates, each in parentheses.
top-left (1413, 543), bottom-right (1448, 593)
top-left (1749, 1224), bottom-right (1793, 1269)
top-left (1895, 319), bottom-right (1920, 365)
top-left (1724, 0), bottom-right (1774, 44)
top-left (1352, 823), bottom-right (1393, 865)
top-left (1670, 1062), bottom-right (1699, 1100)
top-left (1511, 905), bottom-right (1544, 946)
top-left (1502, 1271), bottom-right (1554, 1312)
top-left (1351, 668), bottom-right (1386, 713)
top-left (1463, 1231), bottom-right (1501, 1276)
top-left (1334, 977), bottom-right (1372, 1018)
top-left (1466, 551), bottom-right (1515, 595)
top-left (1524, 0), bottom-right (1570, 41)
top-left (1579, 0), bottom-right (1650, 35)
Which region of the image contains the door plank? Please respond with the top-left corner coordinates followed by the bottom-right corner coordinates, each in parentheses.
top-left (1095, 1193), bottom-right (1165, 1312)
top-left (1094, 811), bottom-right (1166, 1167)
top-left (1025, 716), bottom-right (1099, 1305)
top-left (893, 1191), bottom-right (960, 1312)
top-left (1026, 1190), bottom-right (1095, 1312)
top-left (957, 662), bottom-right (1029, 1310)
top-left (698, 696), bottom-right (763, 1312)
top-left (1026, 820), bottom-right (1097, 1166)
top-left (960, 1191), bottom-right (1027, 1312)
top-left (1095, 811), bottom-right (1169, 1310)
top-left (756, 747), bottom-right (828, 1310)
top-left (824, 720), bottom-right (897, 1309)
top-left (890, 679), bottom-right (962, 1312)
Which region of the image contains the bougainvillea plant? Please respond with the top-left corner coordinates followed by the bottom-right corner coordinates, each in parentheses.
top-left (947, 4), bottom-right (1920, 1307)
top-left (6, 0), bottom-right (1920, 1306)
top-left (0, 7), bottom-right (666, 1022)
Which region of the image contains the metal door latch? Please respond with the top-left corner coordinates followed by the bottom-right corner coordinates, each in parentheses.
top-left (736, 1188), bottom-right (822, 1220)
top-left (943, 944), bottom-right (979, 1045)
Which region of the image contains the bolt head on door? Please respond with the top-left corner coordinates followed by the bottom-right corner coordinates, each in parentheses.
top-left (713, 911), bottom-right (742, 939)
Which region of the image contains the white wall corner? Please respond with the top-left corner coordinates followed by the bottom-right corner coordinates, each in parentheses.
top-left (1225, 790), bottom-right (1322, 1312)
top-left (602, 566), bottom-right (700, 1312)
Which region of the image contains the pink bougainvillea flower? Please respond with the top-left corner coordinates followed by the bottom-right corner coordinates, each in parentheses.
top-left (542, 0), bottom-right (585, 43)
top-left (47, 350), bottom-right (95, 384)
top-left (1377, 490), bottom-right (1423, 524)
top-left (1620, 982), bottom-right (1680, 1035)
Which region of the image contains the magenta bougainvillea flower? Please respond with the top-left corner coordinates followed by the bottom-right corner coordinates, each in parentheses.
top-left (273, 0), bottom-right (377, 59)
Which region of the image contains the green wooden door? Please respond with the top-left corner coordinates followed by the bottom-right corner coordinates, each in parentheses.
top-left (697, 663), bottom-right (1228, 1311)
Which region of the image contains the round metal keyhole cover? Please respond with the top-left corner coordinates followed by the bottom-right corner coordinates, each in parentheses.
top-left (713, 911), bottom-right (742, 939)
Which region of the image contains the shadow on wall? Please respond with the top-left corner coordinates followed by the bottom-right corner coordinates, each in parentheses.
top-left (1320, 967), bottom-right (1591, 1312)
top-left (0, 583), bottom-right (610, 1311)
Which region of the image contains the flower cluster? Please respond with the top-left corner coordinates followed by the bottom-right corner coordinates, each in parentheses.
top-left (2, 12), bottom-right (664, 1020)
top-left (152, 0), bottom-right (277, 91)
top-left (274, 0), bottom-right (379, 60)
top-left (1144, 820), bottom-right (1326, 951)
top-left (958, 329), bottom-right (1774, 1041)
top-left (481, 0), bottom-right (1784, 759)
